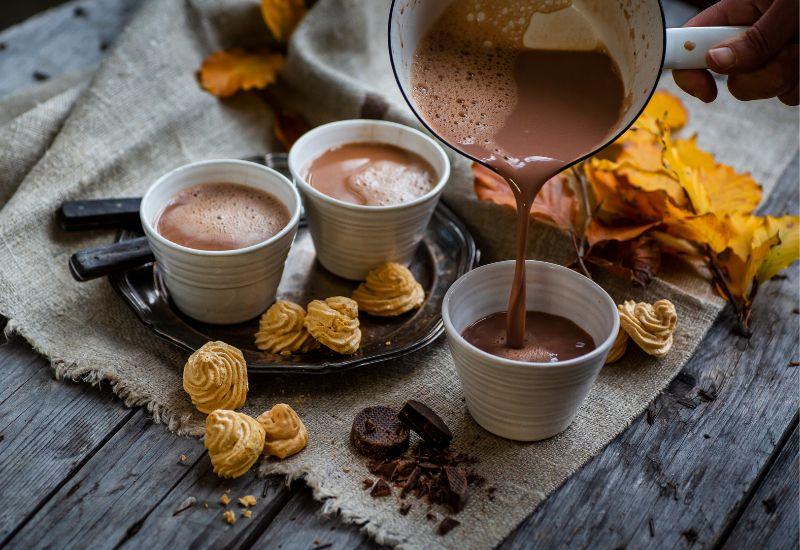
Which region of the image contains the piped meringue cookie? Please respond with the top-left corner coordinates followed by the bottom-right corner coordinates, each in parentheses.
top-left (618, 299), bottom-right (677, 357)
top-left (183, 341), bottom-right (248, 414)
top-left (204, 410), bottom-right (265, 479)
top-left (604, 328), bottom-right (629, 365)
top-left (304, 296), bottom-right (361, 355)
top-left (257, 403), bottom-right (309, 459)
top-left (255, 300), bottom-right (318, 355)
top-left (352, 262), bottom-right (425, 317)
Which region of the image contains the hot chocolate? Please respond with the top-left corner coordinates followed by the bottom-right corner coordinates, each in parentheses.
top-left (306, 142), bottom-right (435, 206)
top-left (411, 0), bottom-right (625, 350)
top-left (156, 182), bottom-right (289, 251)
top-left (462, 310), bottom-right (595, 362)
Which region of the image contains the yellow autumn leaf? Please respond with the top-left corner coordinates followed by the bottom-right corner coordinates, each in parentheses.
top-left (261, 0), bottom-right (306, 42)
top-left (756, 216), bottom-right (800, 283)
top-left (725, 213), bottom-right (766, 260)
top-left (676, 137), bottom-right (761, 215)
top-left (199, 49), bottom-right (285, 98)
top-left (662, 202), bottom-right (731, 253)
top-left (643, 90), bottom-right (688, 129)
top-left (660, 122), bottom-right (712, 214)
top-left (719, 234), bottom-right (778, 299)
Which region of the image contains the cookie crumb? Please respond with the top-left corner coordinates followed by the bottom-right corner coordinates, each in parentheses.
top-left (238, 495), bottom-right (257, 507)
top-left (223, 510), bottom-right (236, 525)
top-left (220, 494), bottom-right (231, 506)
top-left (242, 509), bottom-right (252, 518)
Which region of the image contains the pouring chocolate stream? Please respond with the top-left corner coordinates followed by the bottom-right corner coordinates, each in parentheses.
top-left (410, 0), bottom-right (625, 349)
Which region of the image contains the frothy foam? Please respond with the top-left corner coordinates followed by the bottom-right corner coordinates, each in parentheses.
top-left (306, 142), bottom-right (436, 207)
top-left (156, 183), bottom-right (290, 251)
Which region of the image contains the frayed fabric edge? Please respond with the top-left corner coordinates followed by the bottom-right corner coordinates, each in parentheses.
top-left (3, 317), bottom-right (204, 438)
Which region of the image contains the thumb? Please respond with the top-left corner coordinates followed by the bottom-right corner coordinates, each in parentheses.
top-left (707, 0), bottom-right (798, 74)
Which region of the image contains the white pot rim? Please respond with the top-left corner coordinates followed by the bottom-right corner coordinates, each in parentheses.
top-left (288, 119), bottom-right (451, 212)
top-left (442, 260), bottom-right (620, 369)
top-left (140, 158), bottom-right (302, 257)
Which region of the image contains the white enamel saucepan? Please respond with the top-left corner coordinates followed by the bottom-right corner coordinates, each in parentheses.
top-left (388, 0), bottom-right (747, 167)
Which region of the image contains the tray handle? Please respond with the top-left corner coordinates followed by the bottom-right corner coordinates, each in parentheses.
top-left (69, 237), bottom-right (154, 281)
top-left (59, 198), bottom-right (142, 231)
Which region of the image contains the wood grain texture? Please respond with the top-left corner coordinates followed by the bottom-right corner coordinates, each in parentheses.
top-left (0, 337), bottom-right (135, 545)
top-left (0, 0), bottom-right (143, 98)
top-left (250, 487), bottom-right (378, 550)
top-left (7, 407), bottom-right (295, 549)
top-left (498, 156), bottom-right (800, 549)
top-left (113, 453), bottom-right (293, 549)
top-left (723, 423), bottom-right (799, 550)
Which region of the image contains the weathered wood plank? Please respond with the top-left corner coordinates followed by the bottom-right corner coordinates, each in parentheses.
top-left (499, 156), bottom-right (799, 549)
top-left (0, 337), bottom-right (135, 545)
top-left (7, 405), bottom-right (294, 549)
top-left (250, 487), bottom-right (378, 550)
top-left (0, 337), bottom-right (50, 405)
top-left (113, 458), bottom-right (294, 549)
top-left (0, 0), bottom-right (143, 99)
top-left (723, 422), bottom-right (799, 549)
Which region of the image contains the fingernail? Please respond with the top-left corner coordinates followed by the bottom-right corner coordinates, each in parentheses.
top-left (709, 47), bottom-right (736, 69)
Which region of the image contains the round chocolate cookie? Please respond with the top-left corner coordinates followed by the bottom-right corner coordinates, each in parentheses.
top-left (351, 406), bottom-right (410, 458)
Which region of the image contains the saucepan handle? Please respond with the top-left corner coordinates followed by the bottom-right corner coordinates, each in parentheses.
top-left (69, 237), bottom-right (154, 282)
top-left (664, 26), bottom-right (749, 70)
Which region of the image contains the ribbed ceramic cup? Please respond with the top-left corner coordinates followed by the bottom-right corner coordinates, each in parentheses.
top-left (442, 260), bottom-right (619, 441)
top-left (140, 159), bottom-right (302, 325)
top-left (288, 119), bottom-right (450, 280)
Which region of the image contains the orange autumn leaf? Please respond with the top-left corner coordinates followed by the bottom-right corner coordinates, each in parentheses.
top-left (586, 220), bottom-right (659, 247)
top-left (472, 162), bottom-right (578, 232)
top-left (531, 173), bottom-right (580, 231)
top-left (199, 49), bottom-right (285, 98)
top-left (261, 0), bottom-right (306, 42)
top-left (643, 90), bottom-right (688, 129)
top-left (473, 162), bottom-right (514, 210)
top-left (662, 202), bottom-right (731, 253)
top-left (274, 109), bottom-right (310, 150)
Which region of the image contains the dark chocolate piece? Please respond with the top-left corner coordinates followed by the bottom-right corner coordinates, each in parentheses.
top-left (444, 465), bottom-right (468, 512)
top-left (351, 406), bottom-right (409, 459)
top-left (370, 478), bottom-right (392, 498)
top-left (362, 478), bottom-right (374, 490)
top-left (402, 466), bottom-right (422, 497)
top-left (437, 517), bottom-right (460, 536)
top-left (399, 400), bottom-right (453, 448)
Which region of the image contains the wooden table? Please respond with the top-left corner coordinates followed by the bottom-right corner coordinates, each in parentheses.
top-left (0, 1), bottom-right (797, 548)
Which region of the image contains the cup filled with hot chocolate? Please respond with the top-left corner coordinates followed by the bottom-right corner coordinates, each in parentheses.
top-left (442, 261), bottom-right (619, 441)
top-left (140, 159), bottom-right (302, 324)
top-left (288, 119), bottom-right (450, 280)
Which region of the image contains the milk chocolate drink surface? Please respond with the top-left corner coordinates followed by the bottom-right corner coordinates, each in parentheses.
top-left (156, 182), bottom-right (290, 251)
top-left (462, 310), bottom-right (595, 362)
top-left (306, 142), bottom-right (436, 206)
top-left (411, 0), bottom-right (625, 349)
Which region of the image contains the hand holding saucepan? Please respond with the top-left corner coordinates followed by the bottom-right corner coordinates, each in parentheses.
top-left (674, 0), bottom-right (798, 105)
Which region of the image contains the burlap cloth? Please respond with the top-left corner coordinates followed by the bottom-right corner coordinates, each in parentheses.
top-left (0, 1), bottom-right (796, 547)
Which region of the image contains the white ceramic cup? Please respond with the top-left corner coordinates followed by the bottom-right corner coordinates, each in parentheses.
top-left (140, 159), bottom-right (302, 325)
top-left (288, 119), bottom-right (450, 281)
top-left (442, 260), bottom-right (620, 441)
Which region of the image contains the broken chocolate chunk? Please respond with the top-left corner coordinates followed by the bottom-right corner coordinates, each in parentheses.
top-left (370, 478), bottom-right (392, 498)
top-left (362, 478), bottom-right (374, 490)
top-left (402, 466), bottom-right (422, 497)
top-left (444, 465), bottom-right (468, 512)
top-left (399, 400), bottom-right (453, 448)
top-left (437, 517), bottom-right (460, 536)
top-left (351, 406), bottom-right (410, 459)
